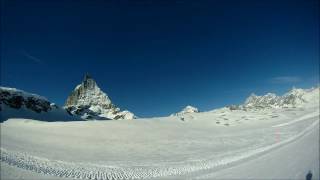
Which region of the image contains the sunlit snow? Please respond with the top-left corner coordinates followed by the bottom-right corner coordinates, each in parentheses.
top-left (1, 87), bottom-right (319, 179)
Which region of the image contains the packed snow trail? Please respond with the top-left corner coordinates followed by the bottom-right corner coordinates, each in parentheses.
top-left (195, 120), bottom-right (319, 180)
top-left (1, 117), bottom-right (318, 179)
top-left (272, 111), bottom-right (319, 127)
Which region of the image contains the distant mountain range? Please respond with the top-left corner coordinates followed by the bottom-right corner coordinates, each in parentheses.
top-left (227, 87), bottom-right (319, 111)
top-left (0, 74), bottom-right (319, 122)
top-left (170, 87), bottom-right (319, 118)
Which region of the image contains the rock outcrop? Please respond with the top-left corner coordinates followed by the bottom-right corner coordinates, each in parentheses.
top-left (0, 87), bottom-right (78, 122)
top-left (0, 87), bottom-right (53, 113)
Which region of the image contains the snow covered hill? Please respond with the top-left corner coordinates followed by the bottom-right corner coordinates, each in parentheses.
top-left (64, 74), bottom-right (135, 120)
top-left (171, 105), bottom-right (199, 117)
top-left (0, 87), bottom-right (79, 122)
top-left (1, 101), bottom-right (319, 179)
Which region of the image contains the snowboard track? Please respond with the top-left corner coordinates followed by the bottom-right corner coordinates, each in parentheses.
top-left (1, 120), bottom-right (318, 180)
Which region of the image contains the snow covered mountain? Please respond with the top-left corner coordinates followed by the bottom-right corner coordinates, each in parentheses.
top-left (64, 74), bottom-right (135, 120)
top-left (2, 87), bottom-right (319, 180)
top-left (171, 105), bottom-right (199, 116)
top-left (228, 87), bottom-right (319, 110)
top-left (0, 87), bottom-right (78, 122)
top-left (1, 85), bottom-right (319, 179)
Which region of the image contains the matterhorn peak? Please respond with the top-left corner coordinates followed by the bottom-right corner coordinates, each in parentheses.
top-left (82, 73), bottom-right (99, 90)
top-left (64, 74), bottom-right (135, 120)
top-left (82, 73), bottom-right (96, 89)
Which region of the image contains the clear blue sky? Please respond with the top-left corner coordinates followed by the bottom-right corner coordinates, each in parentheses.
top-left (1, 0), bottom-right (319, 117)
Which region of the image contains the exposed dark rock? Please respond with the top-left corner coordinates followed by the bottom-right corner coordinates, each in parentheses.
top-left (25, 97), bottom-right (51, 113)
top-left (0, 88), bottom-right (53, 113)
top-left (227, 105), bottom-right (240, 111)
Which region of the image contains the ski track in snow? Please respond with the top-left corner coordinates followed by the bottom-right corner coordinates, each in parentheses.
top-left (1, 120), bottom-right (318, 180)
top-left (272, 111), bottom-right (319, 127)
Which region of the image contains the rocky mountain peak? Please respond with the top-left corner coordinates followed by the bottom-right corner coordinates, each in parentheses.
top-left (82, 73), bottom-right (96, 90)
top-left (65, 74), bottom-right (111, 108)
top-left (171, 105), bottom-right (199, 117)
top-left (64, 74), bottom-right (135, 120)
top-left (182, 105), bottom-right (199, 113)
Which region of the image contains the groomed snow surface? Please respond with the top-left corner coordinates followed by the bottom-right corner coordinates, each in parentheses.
top-left (1, 103), bottom-right (319, 180)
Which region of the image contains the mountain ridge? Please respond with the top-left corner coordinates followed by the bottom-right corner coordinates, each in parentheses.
top-left (1, 83), bottom-right (318, 122)
top-left (227, 87), bottom-right (319, 111)
top-left (0, 87), bottom-right (80, 122)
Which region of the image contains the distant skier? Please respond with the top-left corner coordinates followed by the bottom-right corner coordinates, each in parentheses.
top-left (306, 170), bottom-right (312, 180)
